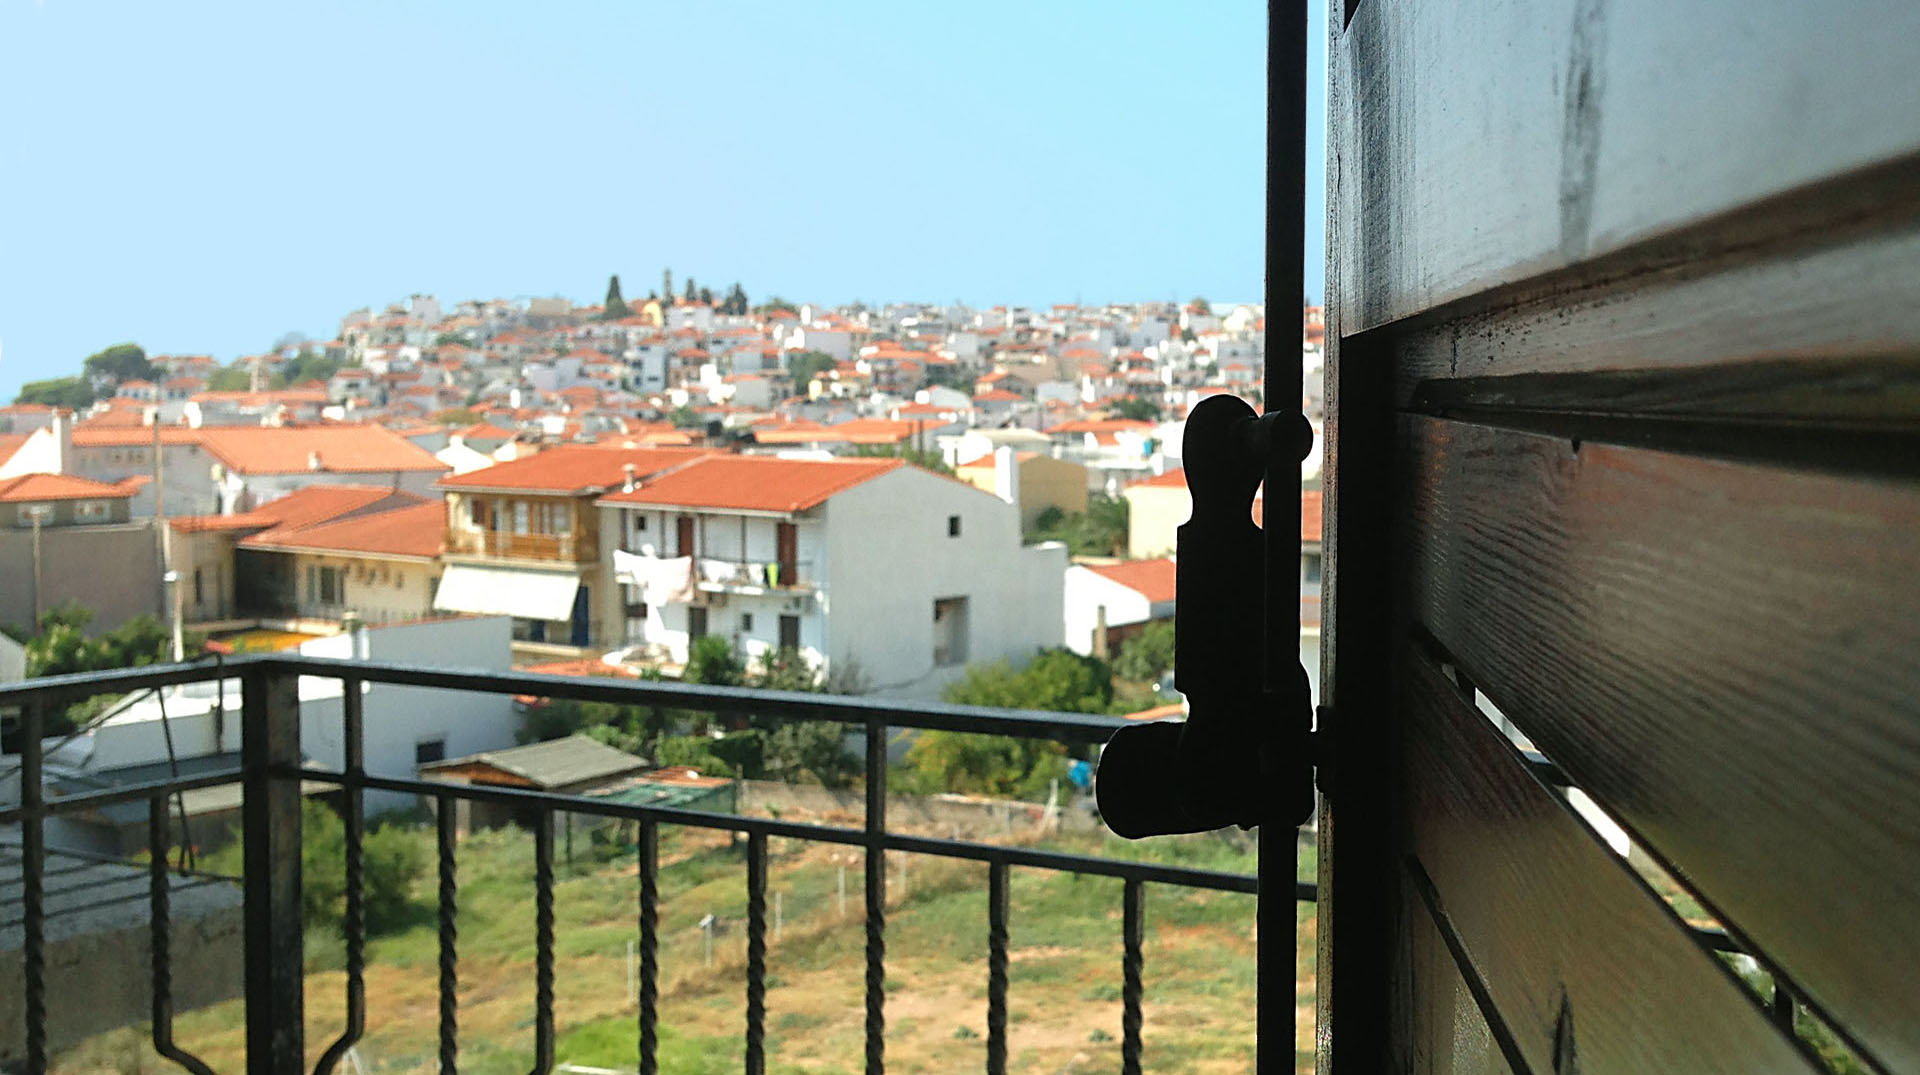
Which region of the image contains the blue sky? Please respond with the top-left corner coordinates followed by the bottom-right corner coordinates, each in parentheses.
top-left (0, 0), bottom-right (1325, 399)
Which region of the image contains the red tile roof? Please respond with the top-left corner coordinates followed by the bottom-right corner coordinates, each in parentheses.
top-left (197, 425), bottom-right (450, 475)
top-left (1129, 468), bottom-right (1186, 489)
top-left (599, 455), bottom-right (902, 513)
top-left (241, 500), bottom-right (445, 560)
top-left (436, 445), bottom-right (707, 494)
top-left (242, 484), bottom-right (425, 532)
top-left (1085, 558), bottom-right (1177, 604)
top-left (0, 473), bottom-right (139, 503)
top-left (0, 434), bottom-right (30, 464)
top-left (1250, 488), bottom-right (1323, 543)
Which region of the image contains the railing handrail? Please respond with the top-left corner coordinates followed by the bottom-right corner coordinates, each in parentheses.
top-left (0, 654), bottom-right (1135, 742)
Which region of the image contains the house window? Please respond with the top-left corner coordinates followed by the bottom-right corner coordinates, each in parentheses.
top-left (15, 504), bottom-right (49, 527)
top-left (318, 566), bottom-right (343, 605)
top-left (948, 514), bottom-right (962, 537)
top-left (415, 738), bottom-right (446, 765)
top-left (688, 605), bottom-right (709, 640)
top-left (740, 612), bottom-right (754, 633)
top-left (75, 500), bottom-right (108, 520)
top-left (512, 501), bottom-right (530, 534)
top-left (1303, 552), bottom-right (1323, 585)
top-left (779, 614), bottom-right (801, 651)
top-left (193, 568), bottom-right (204, 605)
top-left (933, 596), bottom-right (969, 666)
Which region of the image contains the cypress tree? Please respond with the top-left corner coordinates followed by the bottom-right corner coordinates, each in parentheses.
top-left (603, 275), bottom-right (631, 320)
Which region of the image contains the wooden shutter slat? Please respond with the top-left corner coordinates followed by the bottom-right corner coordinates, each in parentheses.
top-left (1404, 413), bottom-right (1920, 1070)
top-left (1399, 649), bottom-right (1812, 1074)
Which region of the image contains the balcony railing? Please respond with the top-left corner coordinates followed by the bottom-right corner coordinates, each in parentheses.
top-left (689, 556), bottom-right (814, 592)
top-left (0, 655), bottom-right (1309, 1075)
top-left (445, 529), bottom-right (593, 563)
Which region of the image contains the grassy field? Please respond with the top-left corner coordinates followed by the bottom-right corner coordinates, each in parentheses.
top-left (53, 811), bottom-right (1316, 1074)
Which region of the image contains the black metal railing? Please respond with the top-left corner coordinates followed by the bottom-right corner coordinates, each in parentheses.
top-left (0, 654), bottom-right (1307, 1075)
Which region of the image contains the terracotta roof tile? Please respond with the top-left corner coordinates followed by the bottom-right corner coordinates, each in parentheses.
top-left (1085, 557), bottom-right (1177, 604)
top-left (0, 473), bottom-right (139, 502)
top-left (436, 445), bottom-right (707, 494)
top-left (240, 500), bottom-right (445, 559)
top-left (197, 425), bottom-right (450, 475)
top-left (599, 455), bottom-right (901, 513)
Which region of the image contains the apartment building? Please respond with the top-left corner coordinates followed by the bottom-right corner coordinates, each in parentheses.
top-left (432, 446), bottom-right (706, 645)
top-left (597, 455), bottom-right (1067, 698)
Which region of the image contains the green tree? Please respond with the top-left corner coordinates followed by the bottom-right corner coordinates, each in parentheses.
top-left (1112, 619), bottom-right (1175, 682)
top-left (200, 802), bottom-right (425, 935)
top-left (273, 350), bottom-right (345, 389)
top-left (433, 331), bottom-right (475, 348)
top-left (602, 274), bottom-right (631, 320)
top-left (787, 350), bottom-right (837, 389)
top-left (433, 407), bottom-right (484, 426)
top-left (756, 296), bottom-right (799, 317)
top-left (668, 405), bottom-right (705, 430)
top-left (683, 276), bottom-right (698, 303)
top-left (206, 366), bottom-right (251, 391)
top-left (1027, 494), bottom-right (1129, 556)
top-left (1108, 397), bottom-right (1160, 422)
top-left (81, 343), bottom-right (152, 387)
top-left (14, 376), bottom-right (95, 410)
top-left (361, 822), bottom-right (429, 932)
top-left (1188, 297), bottom-right (1212, 316)
top-left (848, 442), bottom-right (955, 477)
top-left (901, 649), bottom-right (1114, 797)
top-left (684, 634), bottom-right (745, 686)
top-left (722, 282), bottom-right (749, 315)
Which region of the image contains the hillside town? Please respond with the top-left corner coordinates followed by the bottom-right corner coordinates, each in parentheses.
top-left (1, 283), bottom-right (1326, 1065)
top-left (2, 282), bottom-right (1325, 704)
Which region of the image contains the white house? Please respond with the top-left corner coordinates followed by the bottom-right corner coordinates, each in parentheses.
top-left (597, 455), bottom-right (1067, 698)
top-left (1063, 558), bottom-right (1177, 658)
top-left (31, 616), bottom-right (520, 836)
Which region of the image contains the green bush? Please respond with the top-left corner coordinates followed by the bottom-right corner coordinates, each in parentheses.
top-left (361, 822), bottom-right (428, 932)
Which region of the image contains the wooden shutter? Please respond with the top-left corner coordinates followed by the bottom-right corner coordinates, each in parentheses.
top-left (1322, 2), bottom-right (1920, 1072)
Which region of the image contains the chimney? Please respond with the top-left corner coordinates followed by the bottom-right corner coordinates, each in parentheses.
top-left (50, 408), bottom-right (72, 475)
top-left (623, 462), bottom-right (638, 493)
top-left (992, 445), bottom-right (1019, 508)
top-left (308, 450), bottom-right (323, 472)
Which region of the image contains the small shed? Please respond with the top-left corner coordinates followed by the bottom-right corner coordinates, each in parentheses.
top-left (420, 734), bottom-right (653, 837)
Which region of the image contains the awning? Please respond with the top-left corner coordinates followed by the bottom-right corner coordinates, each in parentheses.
top-left (434, 564), bottom-right (580, 622)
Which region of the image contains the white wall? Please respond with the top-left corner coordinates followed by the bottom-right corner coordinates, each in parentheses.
top-left (58, 616), bottom-right (519, 817)
top-left (1062, 568), bottom-right (1155, 657)
top-left (821, 468), bottom-right (1065, 698)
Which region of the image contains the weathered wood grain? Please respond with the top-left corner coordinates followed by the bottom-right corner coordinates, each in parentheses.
top-left (1403, 414), bottom-right (1920, 1071)
top-left (1331, 0), bottom-right (1920, 330)
top-left (1399, 650), bottom-right (1811, 1074)
top-left (1390, 202), bottom-right (1920, 415)
top-left (1398, 864), bottom-right (1516, 1075)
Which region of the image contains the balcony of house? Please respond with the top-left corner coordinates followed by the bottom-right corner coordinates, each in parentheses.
top-left (443, 527), bottom-right (596, 564)
top-left (691, 554), bottom-right (817, 596)
top-left (0, 655), bottom-right (1313, 1073)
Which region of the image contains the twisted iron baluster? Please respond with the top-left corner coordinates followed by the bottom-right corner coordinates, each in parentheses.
top-left (863, 718), bottom-right (886, 1075)
top-left (21, 702), bottom-right (46, 1074)
top-left (745, 831), bottom-right (768, 1075)
top-left (528, 814), bottom-right (555, 1074)
top-left (1122, 879), bottom-right (1145, 1075)
top-left (987, 858), bottom-right (1009, 1075)
top-left (438, 795), bottom-right (459, 1074)
top-left (149, 796), bottom-right (216, 1075)
top-left (638, 820), bottom-right (659, 1075)
top-left (314, 677), bottom-right (366, 1075)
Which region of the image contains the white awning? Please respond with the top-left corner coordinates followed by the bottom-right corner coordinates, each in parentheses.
top-left (434, 564), bottom-right (580, 622)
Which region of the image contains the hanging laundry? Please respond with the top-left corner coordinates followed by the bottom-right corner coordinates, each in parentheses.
top-left (614, 550), bottom-right (697, 604)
